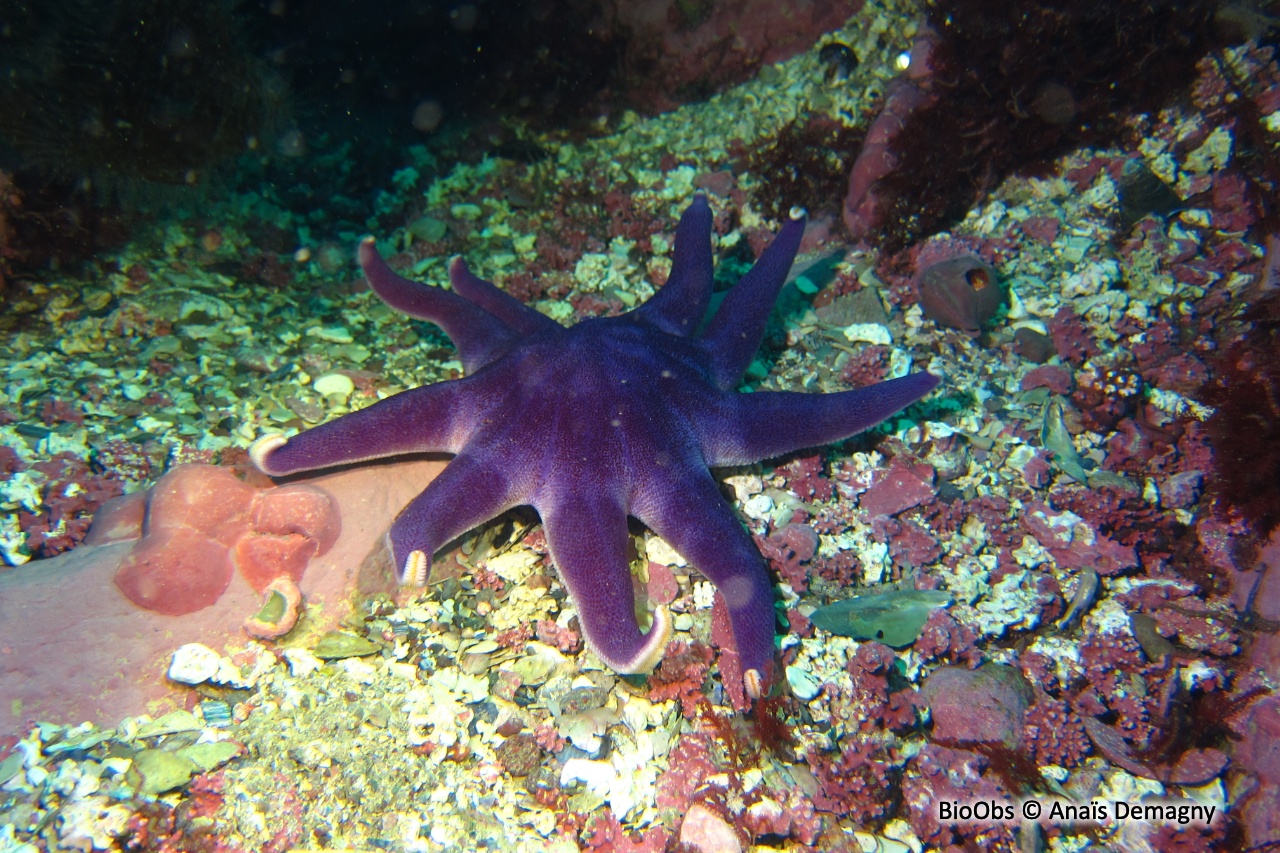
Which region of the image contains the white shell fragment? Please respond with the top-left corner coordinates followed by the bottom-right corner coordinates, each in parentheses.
top-left (166, 643), bottom-right (256, 687)
top-left (166, 643), bottom-right (222, 685)
top-left (283, 648), bottom-right (324, 677)
top-left (842, 322), bottom-right (893, 345)
top-left (560, 757), bottom-right (617, 797)
top-left (785, 664), bottom-right (824, 701)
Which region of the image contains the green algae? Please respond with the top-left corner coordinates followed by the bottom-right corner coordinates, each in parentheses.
top-left (809, 589), bottom-right (953, 648)
top-left (252, 588), bottom-right (289, 626)
top-left (131, 741), bottom-right (242, 795)
top-left (131, 748), bottom-right (198, 795)
top-left (135, 710), bottom-right (202, 739)
top-left (312, 631), bottom-right (382, 660)
top-left (1040, 395), bottom-right (1091, 483)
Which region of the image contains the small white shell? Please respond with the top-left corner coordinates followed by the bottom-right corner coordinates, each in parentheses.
top-left (166, 643), bottom-right (221, 685)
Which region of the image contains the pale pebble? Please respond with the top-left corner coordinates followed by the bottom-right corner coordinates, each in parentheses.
top-left (741, 493), bottom-right (774, 521)
top-left (167, 643), bottom-right (221, 685)
top-left (842, 322), bottom-right (893, 346)
top-left (282, 648), bottom-right (323, 677)
top-left (560, 757), bottom-right (617, 794)
top-left (313, 372), bottom-right (355, 398)
top-left (785, 664), bottom-right (823, 701)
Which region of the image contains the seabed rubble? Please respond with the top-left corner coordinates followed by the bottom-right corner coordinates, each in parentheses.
top-left (1, 2), bottom-right (1275, 851)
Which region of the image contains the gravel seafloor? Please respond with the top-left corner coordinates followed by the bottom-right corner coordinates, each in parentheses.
top-left (1, 3), bottom-right (1276, 852)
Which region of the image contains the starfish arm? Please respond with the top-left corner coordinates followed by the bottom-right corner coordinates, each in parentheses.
top-left (634, 194), bottom-right (714, 336)
top-left (632, 466), bottom-right (777, 693)
top-left (359, 239), bottom-right (518, 373)
top-left (540, 491), bottom-right (670, 673)
top-left (387, 452), bottom-right (526, 585)
top-left (249, 378), bottom-right (482, 476)
top-left (699, 371), bottom-right (940, 466)
top-left (698, 209), bottom-right (806, 389)
top-left (448, 257), bottom-right (561, 337)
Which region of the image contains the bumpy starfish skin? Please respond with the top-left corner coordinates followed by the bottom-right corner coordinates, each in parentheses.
top-left (251, 195), bottom-right (939, 693)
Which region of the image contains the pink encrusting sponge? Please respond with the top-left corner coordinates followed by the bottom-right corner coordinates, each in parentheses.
top-left (103, 464), bottom-right (339, 616)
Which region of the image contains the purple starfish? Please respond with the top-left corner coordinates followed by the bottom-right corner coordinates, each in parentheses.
top-left (250, 195), bottom-right (938, 696)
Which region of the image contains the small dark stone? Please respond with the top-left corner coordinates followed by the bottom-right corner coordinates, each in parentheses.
top-left (936, 480), bottom-right (964, 503)
top-left (495, 733), bottom-right (543, 776)
top-left (495, 715), bottom-right (525, 737)
top-left (475, 699), bottom-right (500, 724)
top-left (1014, 327), bottom-right (1055, 363)
top-left (523, 765), bottom-right (561, 796)
top-left (1129, 613), bottom-right (1176, 661)
top-left (558, 686), bottom-right (609, 715)
top-left (915, 255), bottom-right (1004, 331)
top-left (1117, 158), bottom-right (1182, 233)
